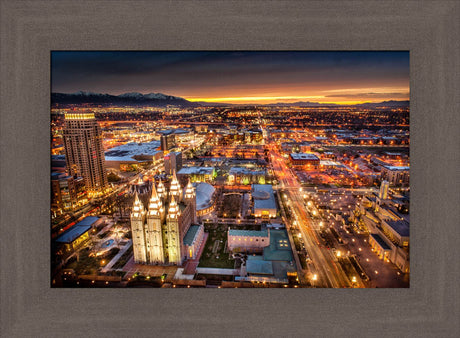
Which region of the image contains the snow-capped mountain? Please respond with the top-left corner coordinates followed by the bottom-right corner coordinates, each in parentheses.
top-left (51, 91), bottom-right (197, 107)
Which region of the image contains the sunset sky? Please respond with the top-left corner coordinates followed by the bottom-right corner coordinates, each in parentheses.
top-left (51, 51), bottom-right (409, 104)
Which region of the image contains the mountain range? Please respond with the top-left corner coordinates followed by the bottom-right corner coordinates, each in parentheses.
top-left (51, 91), bottom-right (198, 107)
top-left (51, 91), bottom-right (409, 109)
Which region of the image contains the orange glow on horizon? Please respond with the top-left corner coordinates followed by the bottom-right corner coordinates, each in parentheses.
top-left (184, 86), bottom-right (409, 104)
top-left (185, 96), bottom-right (407, 105)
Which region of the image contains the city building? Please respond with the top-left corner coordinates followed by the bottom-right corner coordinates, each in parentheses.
top-left (379, 180), bottom-right (390, 200)
top-left (51, 155), bottom-right (67, 173)
top-left (160, 131), bottom-right (176, 151)
top-left (252, 184), bottom-right (277, 218)
top-left (357, 195), bottom-right (410, 273)
top-left (232, 229), bottom-right (296, 284)
top-left (177, 166), bottom-right (216, 185)
top-left (228, 167), bottom-right (267, 185)
top-left (51, 172), bottom-right (87, 213)
top-left (183, 224), bottom-right (205, 260)
top-left (62, 112), bottom-right (108, 196)
top-left (227, 229), bottom-right (270, 253)
top-left (164, 151), bottom-right (183, 175)
top-left (55, 224), bottom-right (92, 253)
top-left (380, 165), bottom-right (410, 186)
top-left (104, 140), bottom-right (163, 171)
top-left (289, 153), bottom-right (320, 167)
top-left (130, 173), bottom-right (198, 265)
top-left (194, 182), bottom-right (216, 216)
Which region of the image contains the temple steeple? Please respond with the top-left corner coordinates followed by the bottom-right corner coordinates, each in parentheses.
top-left (169, 169), bottom-right (181, 199)
top-left (132, 192), bottom-right (145, 218)
top-left (148, 183), bottom-right (164, 217)
top-left (130, 192), bottom-right (147, 263)
top-left (157, 179), bottom-right (166, 200)
top-left (167, 194), bottom-right (180, 219)
top-left (184, 178), bottom-right (195, 200)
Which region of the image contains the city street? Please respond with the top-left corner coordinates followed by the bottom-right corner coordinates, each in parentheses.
top-left (267, 140), bottom-right (351, 288)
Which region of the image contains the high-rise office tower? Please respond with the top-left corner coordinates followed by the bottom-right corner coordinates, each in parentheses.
top-left (62, 112), bottom-right (108, 196)
top-left (164, 151), bottom-right (182, 175)
top-left (160, 132), bottom-right (176, 151)
top-left (379, 180), bottom-right (389, 200)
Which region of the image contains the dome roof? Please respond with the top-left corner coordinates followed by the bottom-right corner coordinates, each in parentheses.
top-left (194, 182), bottom-right (215, 211)
top-left (252, 190), bottom-right (270, 200)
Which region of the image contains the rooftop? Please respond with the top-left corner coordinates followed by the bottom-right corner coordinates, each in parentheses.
top-left (158, 128), bottom-right (190, 135)
top-left (246, 256), bottom-right (274, 275)
top-left (382, 165), bottom-right (410, 171)
top-left (228, 229), bottom-right (269, 238)
top-left (194, 182), bottom-right (215, 211)
top-left (320, 160), bottom-right (340, 166)
top-left (75, 216), bottom-right (100, 227)
top-left (385, 220), bottom-right (410, 237)
top-left (55, 225), bottom-right (92, 244)
top-left (183, 225), bottom-right (201, 246)
top-left (263, 229), bottom-right (293, 261)
top-left (252, 184), bottom-right (277, 211)
top-left (290, 153), bottom-right (320, 161)
top-left (178, 166), bottom-right (215, 175)
top-left (229, 167), bottom-right (266, 175)
top-left (370, 233), bottom-right (392, 250)
top-left (105, 141), bottom-right (162, 162)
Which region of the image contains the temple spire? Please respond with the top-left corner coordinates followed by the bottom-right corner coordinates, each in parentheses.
top-left (184, 177), bottom-right (195, 200)
top-left (169, 169), bottom-right (181, 198)
top-left (157, 179), bottom-right (166, 200)
top-left (167, 194), bottom-right (180, 218)
top-left (148, 183), bottom-right (163, 216)
top-left (132, 191), bottom-right (145, 218)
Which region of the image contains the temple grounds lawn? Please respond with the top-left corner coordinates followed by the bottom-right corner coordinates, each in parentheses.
top-left (199, 223), bottom-right (235, 269)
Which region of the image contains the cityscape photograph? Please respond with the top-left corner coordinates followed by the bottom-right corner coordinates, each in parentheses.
top-left (51, 51), bottom-right (410, 288)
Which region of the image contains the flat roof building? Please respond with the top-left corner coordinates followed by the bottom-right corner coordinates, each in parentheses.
top-left (177, 166), bottom-right (216, 185)
top-left (227, 229), bottom-right (270, 253)
top-left (289, 153), bottom-right (320, 166)
top-left (105, 141), bottom-right (163, 169)
top-left (252, 184), bottom-right (277, 218)
top-left (55, 225), bottom-right (92, 252)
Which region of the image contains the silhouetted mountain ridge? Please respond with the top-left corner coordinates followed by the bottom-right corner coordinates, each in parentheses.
top-left (52, 91), bottom-right (409, 109)
top-left (51, 91), bottom-right (198, 107)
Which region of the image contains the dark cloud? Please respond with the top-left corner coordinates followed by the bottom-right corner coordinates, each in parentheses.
top-left (51, 51), bottom-right (409, 101)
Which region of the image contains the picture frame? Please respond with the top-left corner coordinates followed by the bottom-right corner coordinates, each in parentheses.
top-left (1, 0), bottom-right (458, 336)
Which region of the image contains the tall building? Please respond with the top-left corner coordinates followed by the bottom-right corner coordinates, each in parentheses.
top-left (379, 180), bottom-right (389, 200)
top-left (160, 132), bottom-right (176, 151)
top-left (130, 174), bottom-right (198, 265)
top-left (164, 151), bottom-right (182, 175)
top-left (62, 112), bottom-right (108, 196)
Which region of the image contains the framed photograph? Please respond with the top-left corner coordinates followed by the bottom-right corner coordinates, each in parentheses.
top-left (1, 1), bottom-right (458, 337)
